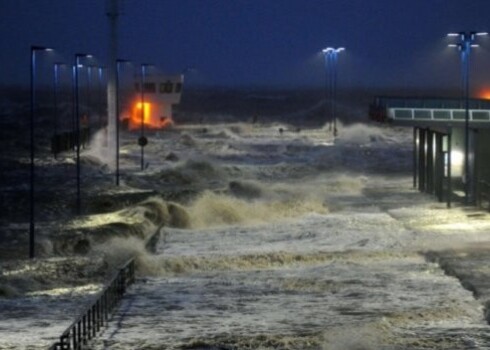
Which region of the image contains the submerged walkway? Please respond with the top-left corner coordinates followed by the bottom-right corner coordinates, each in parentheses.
top-left (90, 179), bottom-right (490, 349)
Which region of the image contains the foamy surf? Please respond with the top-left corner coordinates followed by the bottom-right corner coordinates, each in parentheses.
top-left (86, 122), bottom-right (490, 349)
top-left (3, 121), bottom-right (490, 349)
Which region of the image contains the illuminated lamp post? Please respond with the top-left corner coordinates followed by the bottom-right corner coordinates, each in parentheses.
top-left (322, 47), bottom-right (344, 137)
top-left (53, 62), bottom-right (66, 159)
top-left (97, 66), bottom-right (106, 128)
top-left (447, 31), bottom-right (487, 205)
top-left (116, 59), bottom-right (131, 185)
top-left (30, 45), bottom-right (53, 259)
top-left (74, 53), bottom-right (93, 215)
top-left (87, 65), bottom-right (95, 129)
top-left (139, 63), bottom-right (153, 170)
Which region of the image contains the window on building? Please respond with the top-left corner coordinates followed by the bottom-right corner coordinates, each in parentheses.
top-left (160, 81), bottom-right (173, 94)
top-left (144, 83), bottom-right (156, 93)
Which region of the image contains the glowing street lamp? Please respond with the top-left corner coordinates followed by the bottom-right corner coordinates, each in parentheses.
top-left (139, 63), bottom-right (153, 171)
top-left (74, 53), bottom-right (93, 215)
top-left (97, 66), bottom-right (106, 128)
top-left (30, 45), bottom-right (53, 259)
top-left (447, 31), bottom-right (487, 205)
top-left (322, 47), bottom-right (345, 137)
top-left (53, 62), bottom-right (66, 159)
top-left (116, 59), bottom-right (132, 185)
top-left (86, 65), bottom-right (96, 129)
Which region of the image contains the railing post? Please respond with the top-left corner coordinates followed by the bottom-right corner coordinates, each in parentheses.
top-left (60, 334), bottom-right (70, 350)
top-left (96, 299), bottom-right (101, 331)
top-left (72, 326), bottom-right (77, 350)
top-left (92, 304), bottom-right (97, 337)
top-left (77, 320), bottom-right (82, 350)
top-left (104, 291), bottom-right (109, 324)
top-left (82, 314), bottom-right (87, 344)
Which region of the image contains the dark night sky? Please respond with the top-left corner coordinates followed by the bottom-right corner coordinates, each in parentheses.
top-left (2, 0), bottom-right (490, 92)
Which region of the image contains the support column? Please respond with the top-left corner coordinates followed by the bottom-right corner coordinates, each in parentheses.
top-left (413, 127), bottom-right (418, 189)
top-left (106, 0), bottom-right (119, 159)
top-left (435, 133), bottom-right (444, 202)
top-left (418, 128), bottom-right (426, 192)
top-left (447, 129), bottom-right (452, 208)
top-left (426, 129), bottom-right (434, 194)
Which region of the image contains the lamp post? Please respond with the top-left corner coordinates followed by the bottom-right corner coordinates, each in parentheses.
top-left (97, 66), bottom-right (106, 128)
top-left (116, 59), bottom-right (131, 185)
top-left (74, 53), bottom-right (92, 215)
top-left (322, 47), bottom-right (344, 137)
top-left (30, 45), bottom-right (52, 259)
top-left (86, 65), bottom-right (96, 130)
top-left (448, 31), bottom-right (487, 205)
top-left (139, 63), bottom-right (152, 170)
top-left (53, 62), bottom-right (66, 159)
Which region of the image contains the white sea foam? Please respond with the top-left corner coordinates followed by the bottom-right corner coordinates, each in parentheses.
top-left (90, 121), bottom-right (490, 349)
top-left (3, 120), bottom-right (490, 349)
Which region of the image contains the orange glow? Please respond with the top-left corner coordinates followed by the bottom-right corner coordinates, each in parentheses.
top-left (130, 102), bottom-right (153, 130)
top-left (129, 101), bottom-right (174, 129)
top-left (477, 87), bottom-right (490, 100)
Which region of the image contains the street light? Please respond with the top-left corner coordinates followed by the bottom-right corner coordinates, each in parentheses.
top-left (74, 53), bottom-right (93, 215)
top-left (53, 62), bottom-right (66, 159)
top-left (116, 59), bottom-right (132, 185)
top-left (30, 45), bottom-right (53, 259)
top-left (139, 63), bottom-right (153, 170)
top-left (447, 31), bottom-right (487, 205)
top-left (86, 65), bottom-right (96, 130)
top-left (97, 66), bottom-right (106, 128)
top-left (322, 47), bottom-right (344, 137)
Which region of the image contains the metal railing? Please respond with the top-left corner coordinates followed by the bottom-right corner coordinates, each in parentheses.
top-left (388, 107), bottom-right (490, 122)
top-left (48, 258), bottom-right (136, 350)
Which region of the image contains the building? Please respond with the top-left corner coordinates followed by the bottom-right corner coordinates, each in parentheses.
top-left (370, 96), bottom-right (490, 208)
top-left (124, 74), bottom-right (183, 130)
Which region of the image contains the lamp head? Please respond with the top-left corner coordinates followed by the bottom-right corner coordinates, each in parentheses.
top-left (322, 47), bottom-right (345, 54)
top-left (75, 53), bottom-right (92, 59)
top-left (448, 43), bottom-right (463, 51)
top-left (471, 31), bottom-right (488, 39)
top-left (31, 45), bottom-right (53, 52)
top-left (117, 59), bottom-right (132, 68)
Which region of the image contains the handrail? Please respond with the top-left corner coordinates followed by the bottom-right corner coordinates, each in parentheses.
top-left (48, 258), bottom-right (136, 350)
top-left (388, 107), bottom-right (490, 122)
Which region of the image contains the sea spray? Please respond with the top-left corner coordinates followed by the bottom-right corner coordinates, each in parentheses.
top-left (85, 128), bottom-right (114, 169)
top-left (119, 196), bottom-right (190, 229)
top-left (91, 236), bottom-right (163, 276)
top-left (186, 190), bottom-right (327, 228)
top-left (151, 158), bottom-right (226, 188)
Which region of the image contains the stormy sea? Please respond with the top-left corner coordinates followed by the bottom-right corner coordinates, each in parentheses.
top-left (2, 88), bottom-right (490, 349)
